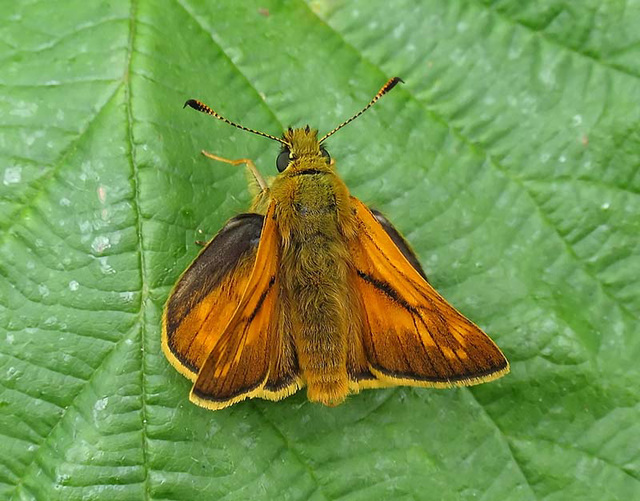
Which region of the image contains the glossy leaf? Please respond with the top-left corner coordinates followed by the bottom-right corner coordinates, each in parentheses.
top-left (1, 1), bottom-right (639, 499)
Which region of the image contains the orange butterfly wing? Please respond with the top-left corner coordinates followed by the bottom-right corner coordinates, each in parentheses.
top-left (190, 204), bottom-right (301, 410)
top-left (348, 198), bottom-right (509, 388)
top-left (162, 214), bottom-right (264, 381)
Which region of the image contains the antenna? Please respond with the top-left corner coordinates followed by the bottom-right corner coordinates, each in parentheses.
top-left (184, 99), bottom-right (290, 147)
top-left (319, 77), bottom-right (403, 143)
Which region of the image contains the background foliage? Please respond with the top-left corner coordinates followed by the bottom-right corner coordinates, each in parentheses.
top-left (1, 0), bottom-right (639, 499)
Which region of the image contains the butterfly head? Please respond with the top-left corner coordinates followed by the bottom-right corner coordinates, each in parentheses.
top-left (276, 126), bottom-right (331, 172)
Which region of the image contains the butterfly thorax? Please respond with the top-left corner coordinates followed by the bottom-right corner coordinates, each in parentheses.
top-left (270, 127), bottom-right (358, 245)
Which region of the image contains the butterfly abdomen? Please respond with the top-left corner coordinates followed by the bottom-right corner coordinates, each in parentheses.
top-left (283, 240), bottom-right (352, 405)
top-left (274, 168), bottom-right (359, 405)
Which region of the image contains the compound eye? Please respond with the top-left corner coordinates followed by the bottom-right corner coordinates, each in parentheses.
top-left (320, 147), bottom-right (331, 164)
top-left (276, 149), bottom-right (291, 172)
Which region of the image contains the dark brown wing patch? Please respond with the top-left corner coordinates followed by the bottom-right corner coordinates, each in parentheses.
top-left (371, 209), bottom-right (428, 281)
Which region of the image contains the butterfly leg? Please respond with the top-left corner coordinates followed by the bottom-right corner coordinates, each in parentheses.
top-left (201, 151), bottom-right (269, 194)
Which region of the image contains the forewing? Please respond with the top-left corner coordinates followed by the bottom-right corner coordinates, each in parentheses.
top-left (190, 204), bottom-right (301, 410)
top-left (349, 198), bottom-right (509, 387)
top-left (162, 213), bottom-right (263, 380)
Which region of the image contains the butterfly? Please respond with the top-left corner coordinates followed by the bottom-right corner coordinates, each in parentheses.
top-left (162, 77), bottom-right (509, 410)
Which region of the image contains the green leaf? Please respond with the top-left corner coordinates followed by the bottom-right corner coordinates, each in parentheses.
top-left (1, 0), bottom-right (639, 499)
